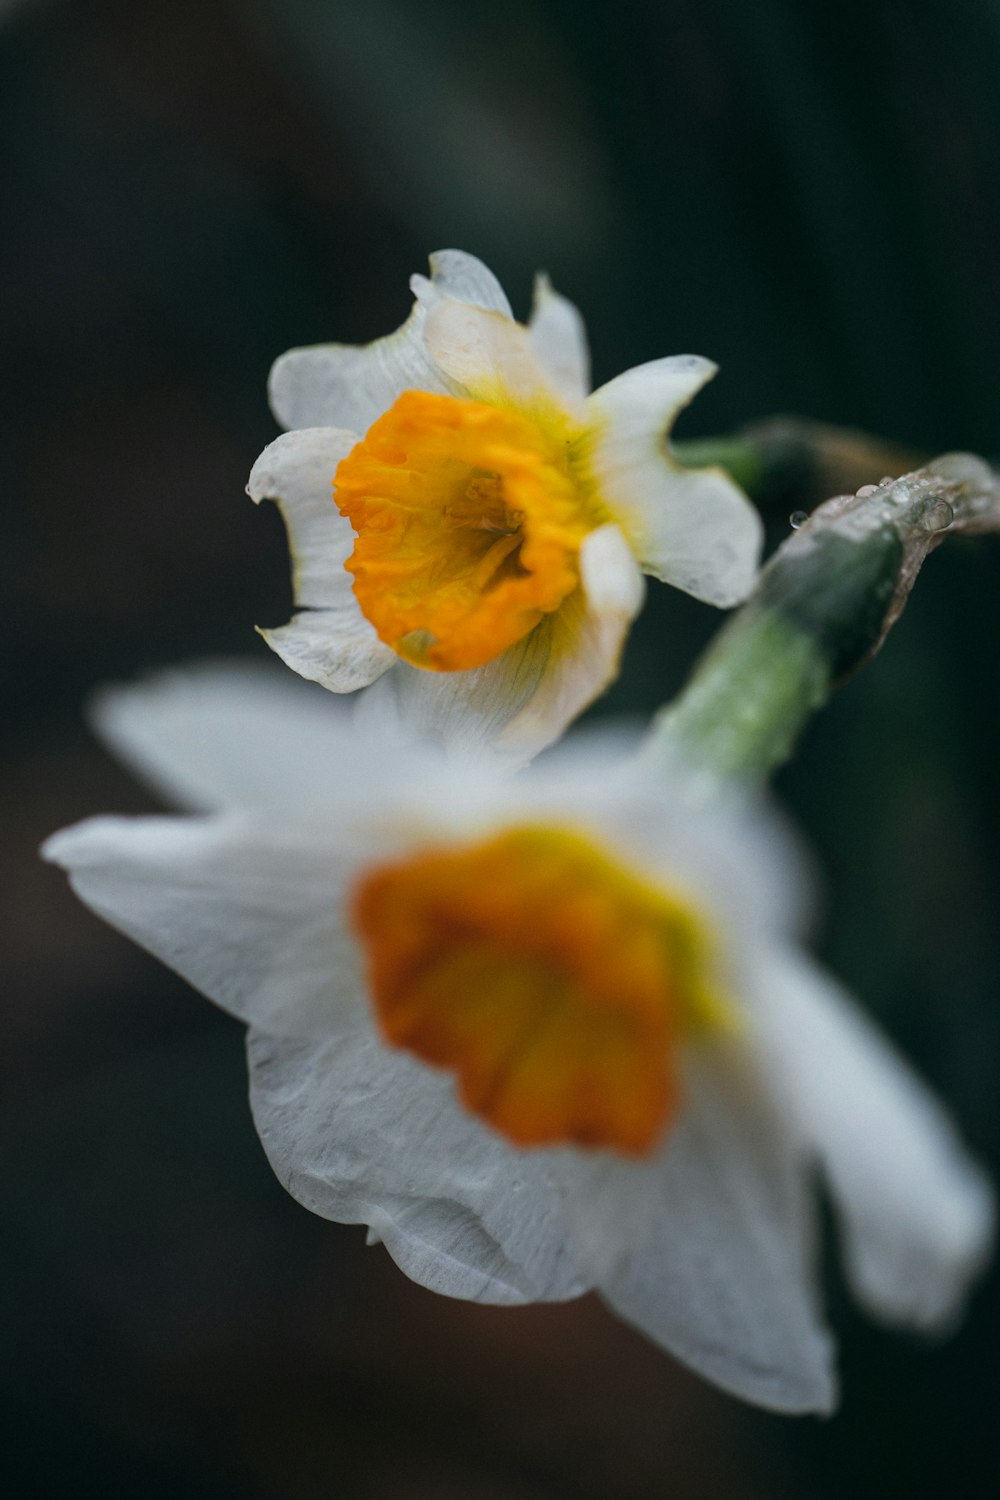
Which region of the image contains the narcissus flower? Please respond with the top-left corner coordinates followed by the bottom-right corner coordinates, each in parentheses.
top-left (44, 664), bottom-right (993, 1413)
top-left (250, 251), bottom-right (763, 763)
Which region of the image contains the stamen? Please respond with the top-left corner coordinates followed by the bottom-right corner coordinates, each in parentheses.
top-left (470, 532), bottom-right (523, 591)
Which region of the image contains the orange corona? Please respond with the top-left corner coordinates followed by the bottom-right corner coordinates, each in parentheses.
top-left (350, 825), bottom-right (731, 1155)
top-left (334, 391), bottom-right (593, 671)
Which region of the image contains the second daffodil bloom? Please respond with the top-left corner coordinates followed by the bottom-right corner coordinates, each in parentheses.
top-left (44, 664), bottom-right (993, 1414)
top-left (249, 250), bottom-right (763, 763)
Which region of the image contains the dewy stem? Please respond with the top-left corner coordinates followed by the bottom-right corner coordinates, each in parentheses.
top-left (640, 452), bottom-right (1000, 787)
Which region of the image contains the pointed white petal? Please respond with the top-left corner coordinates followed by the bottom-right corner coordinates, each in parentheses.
top-left (42, 813), bottom-right (371, 1038)
top-left (248, 1028), bottom-right (586, 1305)
top-left (414, 248), bottom-right (513, 316)
top-left (379, 525), bottom-right (643, 767)
top-left (90, 661), bottom-right (366, 813)
top-left (248, 428), bottom-right (395, 692)
top-left (755, 953), bottom-right (995, 1330)
top-left (599, 1043), bottom-right (835, 1414)
top-left (527, 273), bottom-right (591, 404)
top-left (269, 251), bottom-right (510, 433)
top-left (424, 297), bottom-right (575, 417)
top-left (580, 357), bottom-right (763, 606)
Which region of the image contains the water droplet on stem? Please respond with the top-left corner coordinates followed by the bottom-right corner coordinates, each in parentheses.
top-left (922, 499), bottom-right (954, 533)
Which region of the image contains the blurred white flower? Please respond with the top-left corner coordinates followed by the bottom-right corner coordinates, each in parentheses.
top-left (43, 664), bottom-right (993, 1413)
top-left (250, 250), bottom-right (762, 765)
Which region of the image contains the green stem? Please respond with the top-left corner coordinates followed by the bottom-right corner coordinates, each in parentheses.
top-left (674, 418), bottom-right (926, 510)
top-left (671, 435), bottom-right (769, 497)
top-left (640, 453), bottom-right (1000, 786)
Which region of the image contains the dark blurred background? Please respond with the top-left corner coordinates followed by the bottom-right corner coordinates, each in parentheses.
top-left (3, 0), bottom-right (998, 1495)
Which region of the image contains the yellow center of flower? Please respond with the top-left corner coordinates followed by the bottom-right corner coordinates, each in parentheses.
top-left (334, 391), bottom-right (591, 671)
top-left (350, 824), bottom-right (732, 1155)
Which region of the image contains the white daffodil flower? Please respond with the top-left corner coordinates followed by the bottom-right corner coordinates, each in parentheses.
top-left (44, 663), bottom-right (993, 1413)
top-left (249, 250), bottom-right (763, 765)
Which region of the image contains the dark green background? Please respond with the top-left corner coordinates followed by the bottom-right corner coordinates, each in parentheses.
top-left (2, 1), bottom-right (997, 1495)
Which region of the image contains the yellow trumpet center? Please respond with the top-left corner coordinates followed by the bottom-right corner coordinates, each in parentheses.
top-left (350, 825), bottom-right (732, 1156)
top-left (334, 391), bottom-right (591, 671)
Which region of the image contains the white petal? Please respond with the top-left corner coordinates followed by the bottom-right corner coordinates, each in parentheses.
top-left (259, 612), bottom-right (395, 695)
top-left (269, 304), bottom-right (447, 435)
top-left (413, 248), bottom-right (513, 316)
top-left (580, 357), bottom-right (763, 606)
top-left (424, 297), bottom-right (576, 418)
top-left (248, 1027), bottom-right (586, 1306)
top-left (621, 749), bottom-right (821, 944)
top-left (44, 801), bottom-right (585, 1303)
top-left (754, 953), bottom-right (995, 1331)
top-left (527, 273), bottom-right (591, 404)
top-left (599, 1043), bottom-right (836, 1414)
top-left (248, 428), bottom-right (395, 692)
top-left (42, 813), bottom-right (374, 1038)
top-left (269, 250), bottom-right (510, 433)
top-left (492, 524), bottom-right (644, 763)
top-left (90, 661), bottom-right (368, 813)
top-left (714, 796), bottom-right (819, 942)
top-left (362, 630), bottom-right (550, 768)
top-left (248, 428), bottom-right (357, 608)
top-left (376, 525), bottom-right (643, 768)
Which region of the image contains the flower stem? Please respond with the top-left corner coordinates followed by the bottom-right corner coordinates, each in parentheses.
top-left (674, 418), bottom-right (925, 511)
top-left (640, 453), bottom-right (1000, 786)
